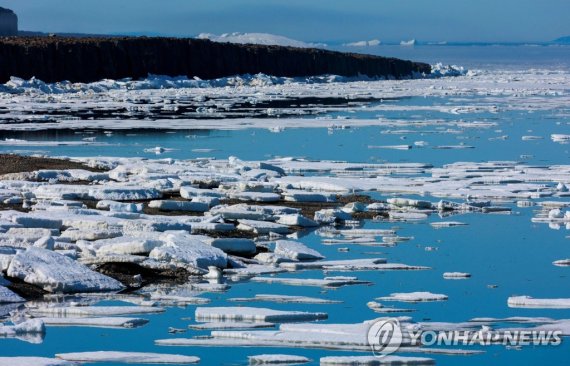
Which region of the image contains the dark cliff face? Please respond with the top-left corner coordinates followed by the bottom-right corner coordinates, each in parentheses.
top-left (0, 37), bottom-right (431, 83)
top-left (0, 7), bottom-right (18, 36)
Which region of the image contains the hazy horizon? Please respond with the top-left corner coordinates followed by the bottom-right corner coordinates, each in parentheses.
top-left (1, 0), bottom-right (569, 43)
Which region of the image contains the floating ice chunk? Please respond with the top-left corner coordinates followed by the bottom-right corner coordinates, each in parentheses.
top-left (443, 272), bottom-right (471, 279)
top-left (195, 306), bottom-right (327, 322)
top-left (0, 319), bottom-right (45, 338)
top-left (188, 322), bottom-right (275, 330)
top-left (149, 233), bottom-right (227, 269)
top-left (283, 190), bottom-right (336, 203)
top-left (12, 215), bottom-right (63, 230)
top-left (229, 294), bottom-right (341, 304)
top-left (33, 236), bottom-right (55, 250)
top-left (377, 292), bottom-right (448, 302)
top-left (387, 198), bottom-right (432, 209)
top-left (38, 317), bottom-right (148, 328)
top-left (366, 301), bottom-right (414, 313)
top-left (548, 209), bottom-right (564, 219)
top-left (430, 221), bottom-right (467, 228)
top-left (507, 296), bottom-right (570, 309)
top-left (553, 259), bottom-right (570, 267)
top-left (556, 182), bottom-right (569, 192)
top-left (521, 136), bottom-right (543, 141)
top-left (7, 247), bottom-right (125, 293)
top-left (252, 276), bottom-right (371, 288)
top-left (388, 212), bottom-right (429, 221)
top-left (29, 306), bottom-right (164, 317)
top-left (276, 214), bottom-right (318, 227)
top-left (0, 357), bottom-right (76, 366)
top-left (314, 209), bottom-right (352, 224)
top-left (180, 186), bottom-right (225, 199)
top-left (325, 229), bottom-right (396, 236)
top-left (207, 238), bottom-right (256, 255)
top-left (148, 200), bottom-right (209, 212)
top-left (109, 201), bottom-right (143, 213)
top-left (61, 228), bottom-right (122, 242)
top-left (225, 264), bottom-right (287, 279)
top-left (0, 285), bottom-right (25, 303)
top-left (248, 354), bottom-right (310, 364)
top-left (279, 258), bottom-right (386, 271)
top-left (230, 192), bottom-right (281, 202)
top-left (254, 252), bottom-right (295, 265)
top-left (96, 237), bottom-right (163, 256)
top-left (88, 187), bottom-right (162, 201)
top-left (203, 266), bottom-right (223, 281)
top-left (274, 240), bottom-right (324, 261)
top-left (237, 220), bottom-right (290, 234)
top-left (55, 351), bottom-right (199, 364)
top-left (469, 316), bottom-right (556, 324)
top-left (551, 134), bottom-right (570, 143)
top-left (368, 145), bottom-right (412, 150)
top-left (320, 355), bottom-right (434, 365)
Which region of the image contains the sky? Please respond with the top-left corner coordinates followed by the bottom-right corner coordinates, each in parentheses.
top-left (0, 0), bottom-right (568, 43)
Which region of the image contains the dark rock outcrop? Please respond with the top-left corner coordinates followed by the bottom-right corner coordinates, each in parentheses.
top-left (0, 7), bottom-right (17, 36)
top-left (0, 36), bottom-right (431, 83)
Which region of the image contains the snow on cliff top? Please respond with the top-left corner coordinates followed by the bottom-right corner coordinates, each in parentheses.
top-left (197, 32), bottom-right (327, 49)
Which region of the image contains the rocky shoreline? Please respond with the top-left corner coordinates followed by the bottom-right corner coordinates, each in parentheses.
top-left (0, 36), bottom-right (431, 83)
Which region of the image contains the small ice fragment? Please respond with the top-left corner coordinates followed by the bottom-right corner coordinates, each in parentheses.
top-left (195, 306), bottom-right (327, 322)
top-left (248, 354), bottom-right (310, 364)
top-left (376, 292), bottom-right (448, 302)
top-left (443, 272), bottom-right (471, 279)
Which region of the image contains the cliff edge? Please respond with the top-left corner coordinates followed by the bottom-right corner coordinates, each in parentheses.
top-left (0, 36), bottom-right (431, 83)
top-left (0, 7), bottom-right (17, 36)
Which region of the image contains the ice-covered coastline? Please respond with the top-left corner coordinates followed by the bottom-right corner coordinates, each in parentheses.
top-left (0, 64), bottom-right (465, 95)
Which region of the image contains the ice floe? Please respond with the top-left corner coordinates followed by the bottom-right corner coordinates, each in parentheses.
top-left (7, 247), bottom-right (125, 293)
top-left (507, 296), bottom-right (570, 309)
top-left (55, 351), bottom-right (199, 364)
top-left (195, 306), bottom-right (328, 322)
top-left (377, 292), bottom-right (448, 302)
top-left (0, 357), bottom-right (76, 366)
top-left (248, 354), bottom-right (310, 364)
top-left (320, 356), bottom-right (435, 365)
top-left (37, 316), bottom-right (148, 328)
top-left (228, 294), bottom-right (341, 304)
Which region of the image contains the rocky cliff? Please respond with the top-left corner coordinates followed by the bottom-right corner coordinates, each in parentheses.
top-left (0, 7), bottom-right (17, 36)
top-left (0, 36), bottom-right (431, 83)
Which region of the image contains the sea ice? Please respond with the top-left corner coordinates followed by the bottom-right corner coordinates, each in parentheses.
top-left (377, 292), bottom-right (448, 302)
top-left (55, 351), bottom-right (199, 364)
top-left (248, 354), bottom-right (310, 364)
top-left (274, 240), bottom-right (324, 261)
top-left (195, 306), bottom-right (327, 322)
top-left (7, 247), bottom-right (125, 293)
top-left (507, 296), bottom-right (570, 309)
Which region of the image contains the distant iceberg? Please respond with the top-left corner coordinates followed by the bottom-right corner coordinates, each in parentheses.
top-left (343, 39), bottom-right (381, 47)
top-left (400, 39), bottom-right (416, 46)
top-left (197, 32), bottom-right (327, 49)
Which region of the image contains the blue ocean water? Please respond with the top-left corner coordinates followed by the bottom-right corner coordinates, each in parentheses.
top-left (1, 45), bottom-right (570, 365)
